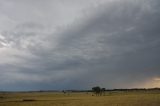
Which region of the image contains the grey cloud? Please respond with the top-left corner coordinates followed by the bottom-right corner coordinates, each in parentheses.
top-left (0, 0), bottom-right (160, 90)
top-left (50, 0), bottom-right (160, 88)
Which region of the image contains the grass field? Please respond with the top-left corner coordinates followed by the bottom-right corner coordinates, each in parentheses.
top-left (0, 91), bottom-right (160, 106)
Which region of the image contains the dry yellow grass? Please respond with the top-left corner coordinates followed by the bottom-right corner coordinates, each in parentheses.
top-left (0, 91), bottom-right (160, 106)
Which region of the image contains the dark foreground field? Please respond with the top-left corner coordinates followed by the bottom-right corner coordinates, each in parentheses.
top-left (0, 91), bottom-right (160, 106)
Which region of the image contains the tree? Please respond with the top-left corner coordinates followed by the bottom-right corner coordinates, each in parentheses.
top-left (92, 86), bottom-right (101, 96)
top-left (92, 86), bottom-right (106, 96)
top-left (101, 88), bottom-right (106, 96)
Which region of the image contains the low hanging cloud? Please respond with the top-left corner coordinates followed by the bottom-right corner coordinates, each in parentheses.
top-left (0, 0), bottom-right (160, 91)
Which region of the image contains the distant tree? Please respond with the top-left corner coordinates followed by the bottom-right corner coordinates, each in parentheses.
top-left (92, 86), bottom-right (106, 96)
top-left (101, 88), bottom-right (106, 96)
top-left (92, 86), bottom-right (101, 96)
top-left (62, 90), bottom-right (66, 94)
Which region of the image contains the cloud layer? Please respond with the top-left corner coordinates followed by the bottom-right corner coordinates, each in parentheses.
top-left (0, 0), bottom-right (160, 91)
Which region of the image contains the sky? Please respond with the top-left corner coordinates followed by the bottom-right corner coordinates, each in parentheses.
top-left (0, 0), bottom-right (160, 91)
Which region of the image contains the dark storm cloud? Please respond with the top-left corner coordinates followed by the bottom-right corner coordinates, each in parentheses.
top-left (0, 0), bottom-right (160, 90)
top-left (48, 0), bottom-right (160, 88)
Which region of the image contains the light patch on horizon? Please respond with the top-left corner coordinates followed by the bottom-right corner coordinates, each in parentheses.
top-left (138, 78), bottom-right (160, 88)
top-left (154, 77), bottom-right (160, 81)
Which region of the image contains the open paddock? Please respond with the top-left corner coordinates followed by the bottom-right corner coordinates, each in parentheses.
top-left (0, 90), bottom-right (160, 106)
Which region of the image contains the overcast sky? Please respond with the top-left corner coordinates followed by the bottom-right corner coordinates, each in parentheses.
top-left (0, 0), bottom-right (160, 91)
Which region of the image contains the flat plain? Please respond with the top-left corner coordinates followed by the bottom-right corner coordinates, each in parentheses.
top-left (0, 91), bottom-right (160, 106)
